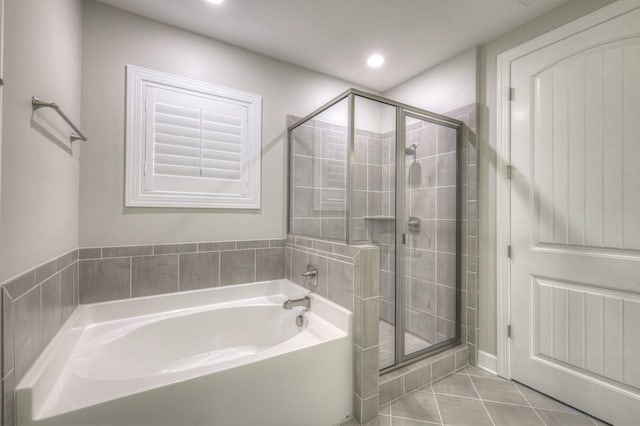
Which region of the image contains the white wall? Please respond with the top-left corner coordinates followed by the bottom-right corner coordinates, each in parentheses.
top-left (79, 1), bottom-right (369, 247)
top-left (0, 0), bottom-right (82, 283)
top-left (384, 47), bottom-right (478, 115)
top-left (477, 0), bottom-right (614, 356)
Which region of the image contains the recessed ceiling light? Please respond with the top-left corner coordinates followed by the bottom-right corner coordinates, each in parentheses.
top-left (367, 54), bottom-right (384, 68)
top-left (206, 0), bottom-right (224, 4)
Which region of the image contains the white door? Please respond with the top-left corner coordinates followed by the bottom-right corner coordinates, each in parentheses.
top-left (509, 3), bottom-right (640, 425)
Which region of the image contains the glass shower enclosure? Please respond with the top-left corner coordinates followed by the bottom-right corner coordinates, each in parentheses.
top-left (288, 89), bottom-right (461, 372)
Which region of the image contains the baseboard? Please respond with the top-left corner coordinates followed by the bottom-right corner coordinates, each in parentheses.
top-left (477, 350), bottom-right (497, 375)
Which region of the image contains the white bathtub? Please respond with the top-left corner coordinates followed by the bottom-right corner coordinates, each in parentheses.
top-left (16, 280), bottom-right (353, 426)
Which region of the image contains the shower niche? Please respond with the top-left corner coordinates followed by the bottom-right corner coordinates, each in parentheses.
top-left (288, 89), bottom-right (461, 371)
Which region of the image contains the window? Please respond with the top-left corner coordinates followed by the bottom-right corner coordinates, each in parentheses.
top-left (125, 65), bottom-right (262, 208)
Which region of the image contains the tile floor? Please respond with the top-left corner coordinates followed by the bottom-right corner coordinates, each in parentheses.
top-left (343, 366), bottom-right (610, 426)
top-left (379, 320), bottom-right (431, 369)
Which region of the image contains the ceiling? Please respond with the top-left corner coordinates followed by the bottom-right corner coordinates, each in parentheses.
top-left (96, 0), bottom-right (571, 92)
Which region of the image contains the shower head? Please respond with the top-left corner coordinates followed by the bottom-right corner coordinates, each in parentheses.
top-left (405, 144), bottom-right (417, 156)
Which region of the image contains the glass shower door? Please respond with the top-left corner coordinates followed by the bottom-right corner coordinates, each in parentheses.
top-left (399, 112), bottom-right (458, 361)
top-left (351, 95), bottom-right (398, 370)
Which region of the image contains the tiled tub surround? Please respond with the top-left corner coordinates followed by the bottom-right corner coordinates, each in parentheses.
top-left (1, 249), bottom-right (80, 426)
top-left (0, 239), bottom-right (284, 426)
top-left (15, 280), bottom-right (352, 426)
top-left (78, 239), bottom-right (286, 304)
top-left (286, 235), bottom-right (380, 425)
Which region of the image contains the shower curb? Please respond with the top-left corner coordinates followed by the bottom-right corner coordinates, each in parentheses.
top-left (378, 344), bottom-right (469, 407)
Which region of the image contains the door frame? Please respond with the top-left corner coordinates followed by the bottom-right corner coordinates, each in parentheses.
top-left (495, 0), bottom-right (640, 379)
top-left (393, 109), bottom-right (463, 370)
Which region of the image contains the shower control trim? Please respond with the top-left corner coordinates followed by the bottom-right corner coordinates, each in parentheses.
top-left (408, 216), bottom-right (421, 232)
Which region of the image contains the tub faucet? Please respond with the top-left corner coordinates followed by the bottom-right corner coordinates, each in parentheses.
top-left (283, 295), bottom-right (311, 327)
top-left (283, 296), bottom-right (311, 310)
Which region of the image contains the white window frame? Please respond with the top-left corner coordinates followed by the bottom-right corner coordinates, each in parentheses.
top-left (125, 65), bottom-right (262, 209)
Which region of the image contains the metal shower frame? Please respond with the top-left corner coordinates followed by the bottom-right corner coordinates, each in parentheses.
top-left (287, 88), bottom-right (463, 372)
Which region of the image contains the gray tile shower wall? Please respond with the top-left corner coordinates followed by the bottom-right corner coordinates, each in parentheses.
top-left (353, 128), bottom-right (396, 329)
top-left (404, 119), bottom-right (459, 346)
top-left (352, 103), bottom-right (479, 369)
top-left (1, 249), bottom-right (80, 426)
top-left (285, 234), bottom-right (380, 425)
top-left (444, 104), bottom-right (480, 367)
top-left (290, 118), bottom-right (348, 240)
top-left (401, 103), bottom-right (480, 368)
top-left (78, 239), bottom-right (286, 304)
top-left (356, 103), bottom-right (479, 414)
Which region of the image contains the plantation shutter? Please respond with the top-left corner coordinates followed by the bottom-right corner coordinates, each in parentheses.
top-left (144, 86), bottom-right (250, 197)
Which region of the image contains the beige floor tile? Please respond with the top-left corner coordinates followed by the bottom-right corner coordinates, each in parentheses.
top-left (391, 417), bottom-right (441, 425)
top-left (589, 418), bottom-right (613, 426)
top-left (432, 373), bottom-right (479, 398)
top-left (390, 391), bottom-right (441, 424)
top-left (366, 415), bottom-right (392, 426)
top-left (483, 401), bottom-right (544, 426)
top-left (535, 409), bottom-right (597, 426)
top-left (380, 370), bottom-right (606, 426)
top-left (514, 382), bottom-right (578, 413)
top-left (469, 376), bottom-right (528, 405)
top-left (435, 394), bottom-right (493, 426)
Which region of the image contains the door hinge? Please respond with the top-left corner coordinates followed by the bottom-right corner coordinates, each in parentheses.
top-left (508, 87), bottom-right (515, 101)
top-left (506, 165), bottom-right (512, 179)
top-left (402, 233), bottom-right (406, 245)
top-left (507, 324), bottom-right (512, 338)
top-left (144, 161), bottom-right (149, 176)
top-left (507, 245), bottom-right (512, 258)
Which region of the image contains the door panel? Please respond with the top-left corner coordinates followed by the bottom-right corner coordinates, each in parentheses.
top-left (531, 39), bottom-right (640, 251)
top-left (509, 4), bottom-right (640, 425)
top-left (401, 113), bottom-right (459, 362)
top-left (531, 276), bottom-right (640, 386)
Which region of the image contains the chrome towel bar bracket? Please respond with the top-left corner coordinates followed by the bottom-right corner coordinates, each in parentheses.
top-left (32, 96), bottom-right (87, 142)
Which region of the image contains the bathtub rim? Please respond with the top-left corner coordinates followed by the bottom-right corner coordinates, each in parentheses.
top-left (16, 279), bottom-right (352, 421)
